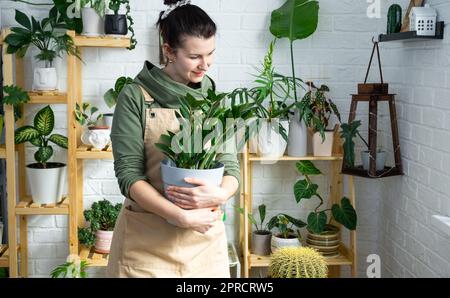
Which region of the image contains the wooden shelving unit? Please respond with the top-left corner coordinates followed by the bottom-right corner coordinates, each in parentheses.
top-left (1, 28), bottom-right (130, 276)
top-left (239, 130), bottom-right (357, 278)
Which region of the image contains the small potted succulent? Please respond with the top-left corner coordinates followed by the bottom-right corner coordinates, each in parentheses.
top-left (301, 82), bottom-right (341, 157)
top-left (236, 204), bottom-right (272, 256)
top-left (74, 102), bottom-right (110, 149)
top-left (102, 76), bottom-right (133, 127)
top-left (78, 199), bottom-right (122, 254)
top-left (5, 9), bottom-right (79, 91)
top-left (104, 0), bottom-right (137, 49)
top-left (267, 213), bottom-right (305, 253)
top-left (294, 161), bottom-right (357, 257)
top-left (14, 106), bottom-right (68, 204)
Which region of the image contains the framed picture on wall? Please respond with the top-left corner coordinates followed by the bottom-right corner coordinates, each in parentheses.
top-left (401, 0), bottom-right (424, 32)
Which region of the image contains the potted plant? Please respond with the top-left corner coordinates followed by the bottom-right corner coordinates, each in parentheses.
top-left (267, 213), bottom-right (305, 253)
top-left (228, 40), bottom-right (304, 159)
top-left (104, 0), bottom-right (137, 49)
top-left (14, 105), bottom-right (68, 204)
top-left (269, 247), bottom-right (327, 278)
top-left (102, 76), bottom-right (133, 127)
top-left (74, 102), bottom-right (110, 149)
top-left (301, 82), bottom-right (341, 156)
top-left (236, 204), bottom-right (272, 256)
top-left (155, 89), bottom-right (256, 194)
top-left (269, 0), bottom-right (319, 157)
top-left (5, 9), bottom-right (80, 91)
top-left (50, 255), bottom-right (88, 278)
top-left (76, 0), bottom-right (108, 37)
top-left (78, 199), bottom-right (122, 254)
top-left (294, 161), bottom-right (357, 257)
top-left (340, 120), bottom-right (386, 172)
top-left (1, 85), bottom-right (30, 142)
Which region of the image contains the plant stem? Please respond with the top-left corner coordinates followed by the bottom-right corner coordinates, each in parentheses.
top-left (11, 0), bottom-right (52, 5)
top-left (290, 41), bottom-right (298, 103)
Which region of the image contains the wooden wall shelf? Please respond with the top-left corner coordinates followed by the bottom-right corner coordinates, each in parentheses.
top-left (76, 145), bottom-right (113, 160)
top-left (79, 245), bottom-right (109, 267)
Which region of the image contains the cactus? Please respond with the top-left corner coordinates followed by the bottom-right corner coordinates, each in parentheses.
top-left (269, 247), bottom-right (328, 278)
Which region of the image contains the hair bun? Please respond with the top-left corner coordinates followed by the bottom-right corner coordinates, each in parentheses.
top-left (164, 0), bottom-right (183, 5)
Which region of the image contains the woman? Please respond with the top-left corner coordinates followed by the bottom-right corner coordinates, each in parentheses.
top-left (106, 0), bottom-right (240, 277)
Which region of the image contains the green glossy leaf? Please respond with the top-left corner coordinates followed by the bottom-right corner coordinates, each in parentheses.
top-left (294, 179), bottom-right (318, 202)
top-left (282, 214), bottom-right (307, 228)
top-left (258, 204), bottom-right (266, 226)
top-left (48, 134), bottom-right (68, 149)
top-left (34, 106), bottom-right (54, 136)
top-left (269, 0), bottom-right (319, 42)
top-left (103, 89), bottom-right (118, 108)
top-left (2, 85), bottom-right (30, 105)
top-left (14, 126), bottom-right (40, 144)
top-left (30, 137), bottom-right (42, 147)
top-left (15, 10), bottom-right (31, 30)
top-left (332, 197), bottom-right (357, 230)
top-left (296, 160), bottom-right (321, 175)
top-left (35, 146), bottom-right (53, 164)
top-left (307, 211), bottom-right (327, 234)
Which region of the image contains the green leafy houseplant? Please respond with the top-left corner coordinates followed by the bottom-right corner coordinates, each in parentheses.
top-left (14, 105), bottom-right (68, 166)
top-left (74, 102), bottom-right (104, 127)
top-left (267, 213), bottom-right (305, 239)
top-left (107, 0), bottom-right (137, 50)
top-left (340, 120), bottom-right (369, 168)
top-left (155, 89), bottom-right (256, 170)
top-left (78, 199), bottom-right (122, 247)
top-left (76, 0), bottom-right (109, 18)
top-left (236, 204), bottom-right (270, 234)
top-left (2, 85), bottom-right (30, 122)
top-left (50, 256), bottom-right (88, 278)
top-left (293, 161), bottom-right (357, 234)
top-left (5, 8), bottom-right (80, 68)
top-left (103, 76), bottom-right (133, 108)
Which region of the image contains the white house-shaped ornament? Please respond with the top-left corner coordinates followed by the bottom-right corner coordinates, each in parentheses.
top-left (410, 4), bottom-right (437, 36)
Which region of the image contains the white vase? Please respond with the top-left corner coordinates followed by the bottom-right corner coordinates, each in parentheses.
top-left (33, 67), bottom-right (57, 91)
top-left (312, 131), bottom-right (334, 156)
top-left (250, 119), bottom-right (289, 160)
top-left (270, 233), bottom-right (302, 253)
top-left (361, 150), bottom-right (386, 171)
top-left (81, 7), bottom-right (104, 37)
top-left (287, 110), bottom-right (308, 157)
top-left (26, 163), bottom-right (67, 204)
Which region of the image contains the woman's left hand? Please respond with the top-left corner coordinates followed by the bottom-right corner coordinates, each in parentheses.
top-left (165, 177), bottom-right (228, 209)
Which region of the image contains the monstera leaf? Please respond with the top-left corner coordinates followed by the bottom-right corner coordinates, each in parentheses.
top-left (270, 0), bottom-right (319, 42)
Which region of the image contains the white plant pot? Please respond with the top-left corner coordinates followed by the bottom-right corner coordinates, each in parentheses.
top-left (26, 163), bottom-right (66, 204)
top-left (33, 67), bottom-right (57, 91)
top-left (94, 230), bottom-right (114, 254)
top-left (312, 131), bottom-right (334, 157)
top-left (81, 8), bottom-right (104, 37)
top-left (81, 127), bottom-right (111, 149)
top-left (102, 113), bottom-right (114, 128)
top-left (270, 233), bottom-right (302, 253)
top-left (250, 119), bottom-right (289, 159)
top-left (361, 150), bottom-right (386, 171)
top-left (287, 110), bottom-right (308, 157)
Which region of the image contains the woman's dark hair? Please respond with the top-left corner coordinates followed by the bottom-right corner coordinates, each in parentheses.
top-left (157, 0), bottom-right (217, 50)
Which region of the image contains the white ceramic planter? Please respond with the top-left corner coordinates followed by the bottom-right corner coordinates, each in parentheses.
top-left (94, 230), bottom-right (114, 254)
top-left (26, 163), bottom-right (66, 204)
top-left (81, 126), bottom-right (111, 149)
top-left (270, 233), bottom-right (302, 253)
top-left (33, 67), bottom-right (57, 91)
top-left (81, 7), bottom-right (104, 37)
top-left (287, 110), bottom-right (308, 157)
top-left (361, 150), bottom-right (386, 171)
top-left (250, 119), bottom-right (289, 159)
top-left (312, 131), bottom-right (334, 156)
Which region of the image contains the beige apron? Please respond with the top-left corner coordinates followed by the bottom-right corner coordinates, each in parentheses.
top-left (106, 86), bottom-right (230, 277)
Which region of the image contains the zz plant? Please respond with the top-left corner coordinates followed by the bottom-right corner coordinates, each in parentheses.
top-left (14, 105), bottom-right (68, 167)
top-left (294, 161), bottom-right (357, 234)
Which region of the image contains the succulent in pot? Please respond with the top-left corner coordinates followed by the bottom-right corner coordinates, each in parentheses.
top-left (14, 105), bottom-right (68, 204)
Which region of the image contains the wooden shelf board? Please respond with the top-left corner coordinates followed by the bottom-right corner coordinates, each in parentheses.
top-left (379, 21), bottom-right (444, 42)
top-left (79, 245), bottom-right (109, 267)
top-left (248, 154), bottom-right (343, 161)
top-left (28, 91), bottom-right (67, 104)
top-left (0, 245), bottom-right (9, 268)
top-left (0, 145), bottom-right (6, 159)
top-left (249, 245), bottom-right (352, 268)
top-left (15, 197), bottom-right (69, 215)
top-left (342, 165), bottom-right (403, 178)
top-left (72, 32), bottom-right (131, 48)
top-left (76, 144), bottom-right (113, 159)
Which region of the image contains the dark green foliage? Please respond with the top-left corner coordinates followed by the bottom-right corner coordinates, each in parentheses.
top-left (2, 85), bottom-right (30, 121)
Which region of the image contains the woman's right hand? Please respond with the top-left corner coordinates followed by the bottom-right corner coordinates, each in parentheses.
top-left (174, 207), bottom-right (222, 233)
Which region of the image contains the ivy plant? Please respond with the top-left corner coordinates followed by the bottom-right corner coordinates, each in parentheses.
top-left (14, 105), bottom-right (68, 167)
top-left (293, 161), bottom-right (357, 234)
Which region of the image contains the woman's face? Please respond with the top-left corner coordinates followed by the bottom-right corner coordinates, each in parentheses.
top-left (165, 35), bottom-right (216, 85)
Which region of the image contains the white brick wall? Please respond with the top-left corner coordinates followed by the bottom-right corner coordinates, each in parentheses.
top-left (2, 0), bottom-right (448, 278)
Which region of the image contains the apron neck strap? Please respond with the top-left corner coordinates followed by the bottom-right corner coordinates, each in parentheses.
top-left (138, 85), bottom-right (154, 103)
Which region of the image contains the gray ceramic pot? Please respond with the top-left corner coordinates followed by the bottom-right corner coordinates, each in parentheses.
top-left (251, 231), bottom-right (272, 256)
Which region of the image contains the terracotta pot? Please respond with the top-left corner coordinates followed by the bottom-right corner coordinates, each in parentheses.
top-left (94, 230), bottom-right (114, 254)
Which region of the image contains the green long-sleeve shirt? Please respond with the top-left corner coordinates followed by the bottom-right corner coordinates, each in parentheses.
top-left (111, 61), bottom-right (241, 199)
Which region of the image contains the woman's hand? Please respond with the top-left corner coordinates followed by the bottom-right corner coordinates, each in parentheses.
top-left (165, 177), bottom-right (228, 209)
top-left (175, 207), bottom-right (223, 234)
